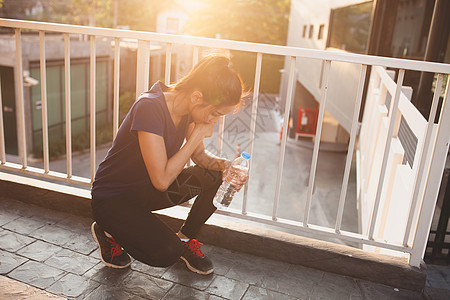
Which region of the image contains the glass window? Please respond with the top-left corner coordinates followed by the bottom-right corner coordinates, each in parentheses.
top-left (71, 63), bottom-right (87, 120)
top-left (30, 68), bottom-right (43, 150)
top-left (72, 118), bottom-right (86, 138)
top-left (318, 24), bottom-right (325, 40)
top-left (30, 68), bottom-right (42, 131)
top-left (30, 66), bottom-right (65, 148)
top-left (309, 25), bottom-right (314, 39)
top-left (328, 1), bottom-right (374, 54)
top-left (95, 61), bottom-right (108, 112)
top-left (30, 58), bottom-right (110, 156)
top-left (46, 66), bottom-right (63, 127)
top-left (390, 0), bottom-right (433, 59)
top-left (166, 17), bottom-right (179, 33)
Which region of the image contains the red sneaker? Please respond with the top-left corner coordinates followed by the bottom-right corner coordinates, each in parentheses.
top-left (180, 239), bottom-right (214, 275)
top-left (91, 222), bottom-right (131, 268)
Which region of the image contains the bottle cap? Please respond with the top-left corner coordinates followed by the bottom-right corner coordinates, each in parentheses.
top-left (241, 152), bottom-right (251, 160)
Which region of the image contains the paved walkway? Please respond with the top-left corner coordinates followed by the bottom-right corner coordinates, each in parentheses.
top-left (1, 196), bottom-right (449, 299)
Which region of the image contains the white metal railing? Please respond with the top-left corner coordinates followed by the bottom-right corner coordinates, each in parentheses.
top-left (0, 19), bottom-right (449, 267)
top-left (64, 33), bottom-right (71, 177)
top-left (358, 66), bottom-right (449, 266)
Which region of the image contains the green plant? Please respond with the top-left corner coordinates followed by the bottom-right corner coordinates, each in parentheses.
top-left (33, 124), bottom-right (114, 160)
top-left (33, 138), bottom-right (66, 159)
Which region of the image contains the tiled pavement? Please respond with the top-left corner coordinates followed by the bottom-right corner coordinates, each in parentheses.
top-left (1, 196), bottom-right (449, 300)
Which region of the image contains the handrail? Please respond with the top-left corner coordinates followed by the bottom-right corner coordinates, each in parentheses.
top-left (1, 18), bottom-right (449, 73)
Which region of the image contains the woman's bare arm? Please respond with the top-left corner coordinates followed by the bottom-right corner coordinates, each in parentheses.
top-left (138, 123), bottom-right (213, 191)
top-left (186, 123), bottom-right (230, 171)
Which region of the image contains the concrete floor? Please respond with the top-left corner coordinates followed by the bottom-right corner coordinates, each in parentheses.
top-left (1, 196), bottom-right (449, 300)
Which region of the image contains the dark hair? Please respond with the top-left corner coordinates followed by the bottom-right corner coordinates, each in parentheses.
top-left (173, 54), bottom-right (244, 108)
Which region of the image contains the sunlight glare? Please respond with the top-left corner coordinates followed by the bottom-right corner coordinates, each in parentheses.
top-left (177, 0), bottom-right (207, 13)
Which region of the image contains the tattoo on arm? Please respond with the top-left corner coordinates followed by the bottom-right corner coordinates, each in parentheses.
top-left (194, 149), bottom-right (228, 171)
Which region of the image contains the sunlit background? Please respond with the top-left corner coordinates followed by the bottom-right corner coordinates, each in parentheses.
top-left (0, 0), bottom-right (290, 92)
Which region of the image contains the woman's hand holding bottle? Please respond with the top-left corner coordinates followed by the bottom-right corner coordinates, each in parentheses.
top-left (214, 151), bottom-right (251, 209)
top-left (222, 148), bottom-right (249, 192)
top-left (222, 164), bottom-right (248, 192)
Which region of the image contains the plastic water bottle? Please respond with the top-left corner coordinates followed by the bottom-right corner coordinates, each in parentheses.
top-left (213, 152), bottom-right (251, 210)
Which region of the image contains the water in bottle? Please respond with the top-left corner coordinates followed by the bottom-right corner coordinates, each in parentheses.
top-left (213, 151), bottom-right (251, 210)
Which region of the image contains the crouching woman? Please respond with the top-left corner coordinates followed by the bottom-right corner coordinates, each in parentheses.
top-left (90, 54), bottom-right (247, 275)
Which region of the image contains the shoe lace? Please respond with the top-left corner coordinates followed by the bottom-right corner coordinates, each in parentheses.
top-left (185, 239), bottom-right (204, 257)
top-left (107, 236), bottom-right (124, 261)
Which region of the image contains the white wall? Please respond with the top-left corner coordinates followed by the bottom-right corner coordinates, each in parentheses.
top-left (284, 0), bottom-right (368, 132)
top-left (326, 49), bottom-right (364, 131)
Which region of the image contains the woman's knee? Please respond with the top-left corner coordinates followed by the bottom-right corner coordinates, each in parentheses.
top-left (198, 168), bottom-right (222, 190)
top-left (189, 166), bottom-right (221, 183)
top-left (209, 170), bottom-right (223, 194)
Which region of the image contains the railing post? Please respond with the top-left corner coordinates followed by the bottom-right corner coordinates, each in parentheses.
top-left (192, 46), bottom-right (200, 67)
top-left (40, 31), bottom-right (50, 174)
top-left (273, 56), bottom-right (296, 221)
top-left (304, 60), bottom-right (331, 226)
top-left (89, 35), bottom-right (96, 182)
top-left (64, 33), bottom-right (72, 178)
top-left (136, 40), bottom-right (150, 97)
top-left (243, 52), bottom-right (263, 215)
top-left (165, 43), bottom-right (172, 85)
top-left (15, 28), bottom-right (27, 168)
top-left (403, 74), bottom-right (444, 247)
top-left (185, 46), bottom-right (200, 167)
top-left (0, 74), bottom-right (5, 164)
top-left (358, 67), bottom-right (379, 162)
top-left (217, 116), bottom-right (225, 156)
top-left (336, 64), bottom-right (367, 232)
top-left (410, 76), bottom-right (450, 267)
top-left (368, 69), bottom-right (405, 239)
top-left (113, 37), bottom-right (120, 138)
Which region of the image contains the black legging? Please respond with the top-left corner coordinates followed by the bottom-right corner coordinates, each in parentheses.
top-left (91, 166), bottom-right (222, 268)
